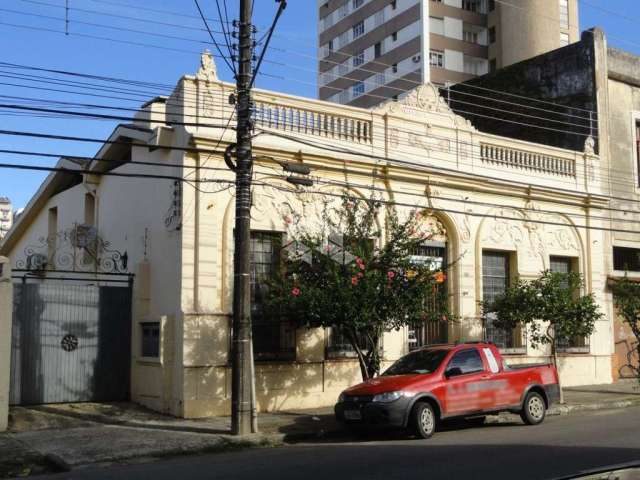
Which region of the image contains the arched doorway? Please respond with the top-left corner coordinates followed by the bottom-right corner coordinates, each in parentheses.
top-left (407, 213), bottom-right (450, 349)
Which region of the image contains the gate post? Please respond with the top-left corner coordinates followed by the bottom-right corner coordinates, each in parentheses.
top-left (0, 256), bottom-right (12, 431)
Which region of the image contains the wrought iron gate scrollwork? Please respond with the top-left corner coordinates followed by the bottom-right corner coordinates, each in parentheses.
top-left (15, 224), bottom-right (129, 273)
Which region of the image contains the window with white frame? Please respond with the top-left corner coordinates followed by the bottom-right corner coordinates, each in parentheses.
top-left (352, 81), bottom-right (365, 97)
top-left (338, 3), bottom-right (349, 18)
top-left (353, 50), bottom-right (365, 67)
top-left (338, 30), bottom-right (349, 48)
top-left (430, 16), bottom-right (444, 36)
top-left (560, 32), bottom-right (569, 46)
top-left (429, 50), bottom-right (444, 68)
top-left (353, 20), bottom-right (365, 39)
top-left (321, 11), bottom-right (333, 31)
top-left (464, 56), bottom-right (488, 75)
top-left (374, 9), bottom-right (385, 27)
top-left (339, 90), bottom-right (350, 104)
top-left (352, 0), bottom-right (364, 9)
top-left (559, 0), bottom-right (569, 29)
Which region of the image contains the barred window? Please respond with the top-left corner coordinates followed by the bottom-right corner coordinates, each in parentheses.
top-left (483, 251), bottom-right (525, 353)
top-left (408, 242), bottom-right (448, 350)
top-left (614, 246), bottom-right (640, 272)
top-left (326, 327), bottom-right (370, 358)
top-left (141, 322), bottom-right (160, 358)
top-left (550, 256), bottom-right (589, 353)
top-left (250, 231), bottom-right (295, 361)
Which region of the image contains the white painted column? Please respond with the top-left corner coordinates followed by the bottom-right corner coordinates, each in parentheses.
top-left (0, 256), bottom-right (13, 431)
top-left (420, 0), bottom-right (430, 84)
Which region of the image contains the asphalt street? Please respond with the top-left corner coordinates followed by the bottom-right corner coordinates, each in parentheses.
top-left (34, 406), bottom-right (640, 480)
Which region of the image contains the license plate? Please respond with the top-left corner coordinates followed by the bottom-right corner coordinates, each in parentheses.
top-left (344, 410), bottom-right (362, 420)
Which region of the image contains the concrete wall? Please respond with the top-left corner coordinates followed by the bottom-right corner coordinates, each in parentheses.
top-left (0, 257), bottom-right (11, 431)
top-left (490, 0), bottom-right (579, 69)
top-left (605, 47), bottom-right (640, 380)
top-left (449, 30), bottom-right (600, 154)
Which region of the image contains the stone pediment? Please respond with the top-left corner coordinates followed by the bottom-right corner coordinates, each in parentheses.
top-left (375, 83), bottom-right (474, 130)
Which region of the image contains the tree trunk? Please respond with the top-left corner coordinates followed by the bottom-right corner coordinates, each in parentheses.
top-left (552, 343), bottom-right (565, 404)
top-left (548, 326), bottom-right (564, 404)
top-left (348, 329), bottom-right (381, 382)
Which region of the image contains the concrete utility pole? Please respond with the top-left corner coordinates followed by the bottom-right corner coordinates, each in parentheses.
top-left (231, 0), bottom-right (256, 436)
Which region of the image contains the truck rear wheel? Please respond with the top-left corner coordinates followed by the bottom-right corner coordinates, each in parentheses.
top-left (410, 402), bottom-right (436, 439)
top-left (520, 391), bottom-right (546, 425)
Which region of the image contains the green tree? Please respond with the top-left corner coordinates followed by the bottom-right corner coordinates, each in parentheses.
top-left (610, 277), bottom-right (640, 383)
top-left (267, 196), bottom-right (453, 381)
top-left (483, 271), bottom-right (602, 403)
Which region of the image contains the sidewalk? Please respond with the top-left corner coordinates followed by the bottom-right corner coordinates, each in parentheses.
top-left (1, 380), bottom-right (638, 475)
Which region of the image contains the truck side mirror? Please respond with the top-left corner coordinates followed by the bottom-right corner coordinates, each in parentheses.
top-left (445, 367), bottom-right (463, 378)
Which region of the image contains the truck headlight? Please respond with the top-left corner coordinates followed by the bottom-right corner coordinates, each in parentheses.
top-left (338, 392), bottom-right (346, 403)
top-left (372, 391), bottom-right (403, 403)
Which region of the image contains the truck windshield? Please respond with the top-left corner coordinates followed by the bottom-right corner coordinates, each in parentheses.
top-left (382, 349), bottom-right (448, 376)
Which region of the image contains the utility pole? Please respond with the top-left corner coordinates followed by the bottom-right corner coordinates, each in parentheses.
top-left (231, 0), bottom-right (256, 436)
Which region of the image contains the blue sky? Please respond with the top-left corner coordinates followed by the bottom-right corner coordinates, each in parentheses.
top-left (0, 0), bottom-right (637, 209)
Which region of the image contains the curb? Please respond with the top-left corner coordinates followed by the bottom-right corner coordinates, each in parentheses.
top-left (31, 406), bottom-right (228, 436)
top-left (547, 398), bottom-right (640, 416)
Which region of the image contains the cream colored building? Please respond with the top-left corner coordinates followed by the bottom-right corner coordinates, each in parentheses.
top-left (0, 53), bottom-right (613, 418)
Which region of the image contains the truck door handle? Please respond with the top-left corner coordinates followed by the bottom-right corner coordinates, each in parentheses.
top-left (481, 375), bottom-right (491, 380)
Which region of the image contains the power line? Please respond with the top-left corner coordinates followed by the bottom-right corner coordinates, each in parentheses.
top-left (249, 159), bottom-right (640, 223)
top-left (1, 6), bottom-right (222, 44)
top-left (247, 176), bottom-right (640, 236)
top-left (0, 148), bottom-right (231, 174)
top-left (0, 102), bottom-right (233, 129)
top-left (253, 127), bottom-right (640, 207)
top-left (0, 97), bottom-right (634, 194)
top-left (1, 5), bottom-right (600, 131)
top-left (0, 53), bottom-right (601, 141)
top-left (16, 0), bottom-right (227, 34)
top-left (0, 160), bottom-right (233, 184)
top-left (194, 0), bottom-right (237, 75)
top-left (85, 0), bottom-right (233, 25)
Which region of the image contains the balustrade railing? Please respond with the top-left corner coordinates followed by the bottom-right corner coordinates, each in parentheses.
top-left (481, 143), bottom-right (576, 177)
top-left (253, 100), bottom-right (373, 145)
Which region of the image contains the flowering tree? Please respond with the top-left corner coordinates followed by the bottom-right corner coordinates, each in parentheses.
top-left (610, 278), bottom-right (640, 384)
top-left (483, 271), bottom-right (602, 403)
top-left (267, 196), bottom-right (452, 381)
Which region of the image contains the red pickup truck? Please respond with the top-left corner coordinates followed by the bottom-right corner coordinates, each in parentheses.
top-left (335, 342), bottom-right (560, 439)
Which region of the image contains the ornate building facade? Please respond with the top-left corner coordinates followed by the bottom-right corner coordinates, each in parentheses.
top-left (1, 52), bottom-right (613, 417)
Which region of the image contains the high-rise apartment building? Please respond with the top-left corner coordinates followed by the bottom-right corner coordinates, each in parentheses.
top-left (317, 0), bottom-right (579, 108)
top-left (0, 198), bottom-right (12, 240)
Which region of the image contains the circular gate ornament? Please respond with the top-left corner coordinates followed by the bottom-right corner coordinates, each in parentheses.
top-left (61, 334), bottom-right (79, 352)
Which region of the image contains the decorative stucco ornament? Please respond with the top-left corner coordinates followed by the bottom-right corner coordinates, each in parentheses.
top-left (376, 83), bottom-right (474, 130)
top-left (197, 49), bottom-right (218, 82)
top-left (583, 135), bottom-right (595, 156)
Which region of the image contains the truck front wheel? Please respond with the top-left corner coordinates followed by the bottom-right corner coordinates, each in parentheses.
top-left (410, 402), bottom-right (436, 439)
top-left (520, 391), bottom-right (546, 425)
